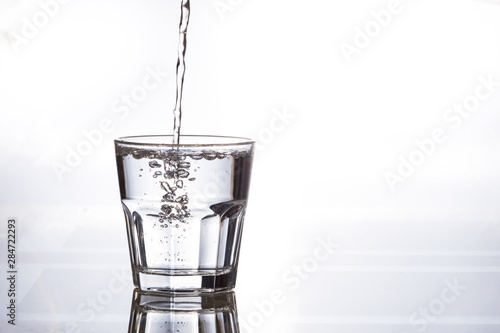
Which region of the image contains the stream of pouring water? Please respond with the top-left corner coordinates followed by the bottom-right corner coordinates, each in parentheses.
top-left (173, 0), bottom-right (191, 145)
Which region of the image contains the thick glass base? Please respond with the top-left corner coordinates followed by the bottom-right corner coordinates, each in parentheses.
top-left (133, 268), bottom-right (238, 293)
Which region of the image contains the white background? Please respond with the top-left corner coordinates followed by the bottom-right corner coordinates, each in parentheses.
top-left (1, 0), bottom-right (500, 332)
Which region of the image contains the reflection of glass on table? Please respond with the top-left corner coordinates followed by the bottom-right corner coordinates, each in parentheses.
top-left (128, 289), bottom-right (240, 333)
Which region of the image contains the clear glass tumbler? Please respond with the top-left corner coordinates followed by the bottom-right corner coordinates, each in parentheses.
top-left (115, 135), bottom-right (254, 292)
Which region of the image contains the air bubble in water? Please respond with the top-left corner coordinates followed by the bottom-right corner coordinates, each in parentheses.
top-left (161, 205), bottom-right (172, 215)
top-left (177, 170), bottom-right (189, 178)
top-left (202, 151), bottom-right (217, 160)
top-left (175, 195), bottom-right (188, 204)
top-left (165, 171), bottom-right (176, 179)
top-left (149, 161), bottom-right (162, 168)
top-left (178, 161), bottom-right (191, 168)
top-left (161, 182), bottom-right (175, 193)
top-left (163, 193), bottom-right (175, 202)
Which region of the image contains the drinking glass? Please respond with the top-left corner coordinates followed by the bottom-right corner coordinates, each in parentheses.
top-left (115, 135), bottom-right (254, 292)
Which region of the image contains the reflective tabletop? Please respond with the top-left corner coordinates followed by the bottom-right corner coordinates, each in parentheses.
top-left (1, 204), bottom-right (499, 333)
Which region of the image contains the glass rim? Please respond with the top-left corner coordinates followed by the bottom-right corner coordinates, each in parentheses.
top-left (115, 135), bottom-right (255, 148)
